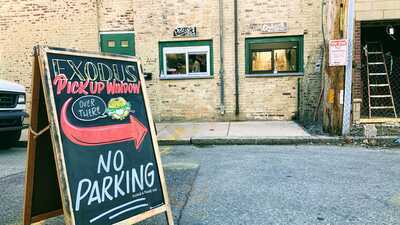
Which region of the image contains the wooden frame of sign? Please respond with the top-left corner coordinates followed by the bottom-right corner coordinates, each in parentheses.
top-left (23, 46), bottom-right (174, 225)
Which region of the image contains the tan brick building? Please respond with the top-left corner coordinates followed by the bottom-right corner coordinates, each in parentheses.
top-left (0, 1), bottom-right (100, 111)
top-left (4, 0), bottom-right (398, 127)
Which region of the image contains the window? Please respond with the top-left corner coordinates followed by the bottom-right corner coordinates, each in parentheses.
top-left (108, 40), bottom-right (116, 47)
top-left (159, 40), bottom-right (213, 79)
top-left (121, 40), bottom-right (129, 47)
top-left (100, 32), bottom-right (135, 56)
top-left (245, 36), bottom-right (304, 76)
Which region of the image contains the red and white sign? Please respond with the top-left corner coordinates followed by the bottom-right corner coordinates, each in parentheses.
top-left (329, 39), bottom-right (348, 66)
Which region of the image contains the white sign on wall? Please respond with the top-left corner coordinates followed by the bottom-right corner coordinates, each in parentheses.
top-left (329, 39), bottom-right (348, 66)
top-left (261, 22), bottom-right (288, 33)
top-left (249, 22), bottom-right (288, 33)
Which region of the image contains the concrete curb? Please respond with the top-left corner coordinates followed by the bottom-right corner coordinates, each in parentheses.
top-left (190, 136), bottom-right (343, 145)
top-left (182, 136), bottom-right (400, 147)
top-left (158, 139), bottom-right (191, 145)
top-left (16, 136), bottom-right (400, 148)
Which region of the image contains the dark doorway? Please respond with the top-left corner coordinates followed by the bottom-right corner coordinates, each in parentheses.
top-left (360, 20), bottom-right (400, 119)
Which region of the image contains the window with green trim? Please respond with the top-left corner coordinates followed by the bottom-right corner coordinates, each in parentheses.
top-left (245, 36), bottom-right (304, 75)
top-left (100, 32), bottom-right (135, 56)
top-left (159, 40), bottom-right (213, 79)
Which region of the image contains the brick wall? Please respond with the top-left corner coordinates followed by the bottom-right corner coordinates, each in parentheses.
top-left (133, 0), bottom-right (221, 122)
top-left (238, 0), bottom-right (323, 121)
top-left (1, 0), bottom-right (324, 122)
top-left (356, 0), bottom-right (400, 21)
top-left (98, 0), bottom-right (134, 31)
top-left (134, 0), bottom-right (324, 121)
top-left (0, 0), bottom-right (99, 110)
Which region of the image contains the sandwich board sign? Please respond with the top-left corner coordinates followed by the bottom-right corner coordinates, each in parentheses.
top-left (23, 46), bottom-right (174, 225)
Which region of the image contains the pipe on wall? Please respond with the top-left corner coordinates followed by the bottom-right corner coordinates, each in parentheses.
top-left (219, 0), bottom-right (225, 115)
top-left (234, 0), bottom-right (240, 115)
top-left (96, 0), bottom-right (102, 52)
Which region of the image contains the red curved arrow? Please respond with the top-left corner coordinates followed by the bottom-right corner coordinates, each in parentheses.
top-left (60, 98), bottom-right (148, 150)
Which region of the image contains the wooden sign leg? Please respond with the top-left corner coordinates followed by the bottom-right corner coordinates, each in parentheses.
top-left (23, 46), bottom-right (64, 225)
top-left (23, 48), bottom-right (41, 225)
top-left (165, 206), bottom-right (174, 225)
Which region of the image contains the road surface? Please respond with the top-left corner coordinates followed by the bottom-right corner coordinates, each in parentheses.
top-left (1, 145), bottom-right (400, 225)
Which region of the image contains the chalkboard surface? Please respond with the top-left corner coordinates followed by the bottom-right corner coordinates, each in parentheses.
top-left (24, 47), bottom-right (173, 225)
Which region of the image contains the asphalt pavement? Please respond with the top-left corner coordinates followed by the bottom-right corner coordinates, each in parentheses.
top-left (1, 145), bottom-right (400, 225)
top-left (0, 146), bottom-right (199, 225)
top-left (169, 145), bottom-right (400, 225)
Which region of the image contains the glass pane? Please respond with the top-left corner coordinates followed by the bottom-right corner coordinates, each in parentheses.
top-left (166, 53), bottom-right (186, 75)
top-left (107, 40), bottom-right (115, 47)
top-left (121, 40), bottom-right (129, 47)
top-left (274, 49), bottom-right (297, 72)
top-left (249, 41), bottom-right (298, 73)
top-left (252, 51), bottom-right (272, 72)
top-left (189, 53), bottom-right (207, 73)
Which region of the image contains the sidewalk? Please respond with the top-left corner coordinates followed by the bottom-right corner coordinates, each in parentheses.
top-left (155, 121), bottom-right (363, 146)
top-left (155, 121), bottom-right (400, 146)
top-left (156, 121), bottom-right (313, 144)
top-left (19, 121), bottom-right (400, 147)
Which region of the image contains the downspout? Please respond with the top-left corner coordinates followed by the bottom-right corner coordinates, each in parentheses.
top-left (234, 0), bottom-right (240, 115)
top-left (96, 0), bottom-right (102, 52)
top-left (219, 0), bottom-right (225, 115)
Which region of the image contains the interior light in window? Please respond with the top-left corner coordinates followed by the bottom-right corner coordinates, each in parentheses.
top-left (252, 51), bottom-right (272, 72)
top-left (121, 40), bottom-right (129, 47)
top-left (274, 49), bottom-right (297, 72)
top-left (249, 41), bottom-right (298, 74)
top-left (108, 40), bottom-right (116, 47)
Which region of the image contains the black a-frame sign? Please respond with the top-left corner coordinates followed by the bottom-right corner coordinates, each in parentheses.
top-left (23, 46), bottom-right (174, 225)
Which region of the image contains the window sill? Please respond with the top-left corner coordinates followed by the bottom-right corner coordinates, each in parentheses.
top-left (245, 72), bottom-right (304, 78)
top-left (160, 75), bottom-right (213, 80)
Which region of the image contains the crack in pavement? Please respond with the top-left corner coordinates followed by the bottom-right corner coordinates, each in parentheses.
top-left (0, 171), bottom-right (24, 182)
top-left (176, 165), bottom-right (200, 225)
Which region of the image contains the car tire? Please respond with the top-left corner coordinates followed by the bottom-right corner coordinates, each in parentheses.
top-left (0, 130), bottom-right (22, 149)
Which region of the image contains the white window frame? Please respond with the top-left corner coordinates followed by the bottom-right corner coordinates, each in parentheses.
top-left (161, 46), bottom-right (211, 79)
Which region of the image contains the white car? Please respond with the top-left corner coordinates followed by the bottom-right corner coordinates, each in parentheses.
top-left (0, 79), bottom-right (27, 149)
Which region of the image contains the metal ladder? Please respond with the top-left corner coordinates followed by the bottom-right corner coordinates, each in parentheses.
top-left (365, 42), bottom-right (397, 118)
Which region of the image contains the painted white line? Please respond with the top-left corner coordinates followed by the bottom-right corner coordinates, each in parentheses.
top-left (108, 204), bottom-right (149, 220)
top-left (89, 198), bottom-right (146, 223)
top-left (149, 203), bottom-right (164, 209)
